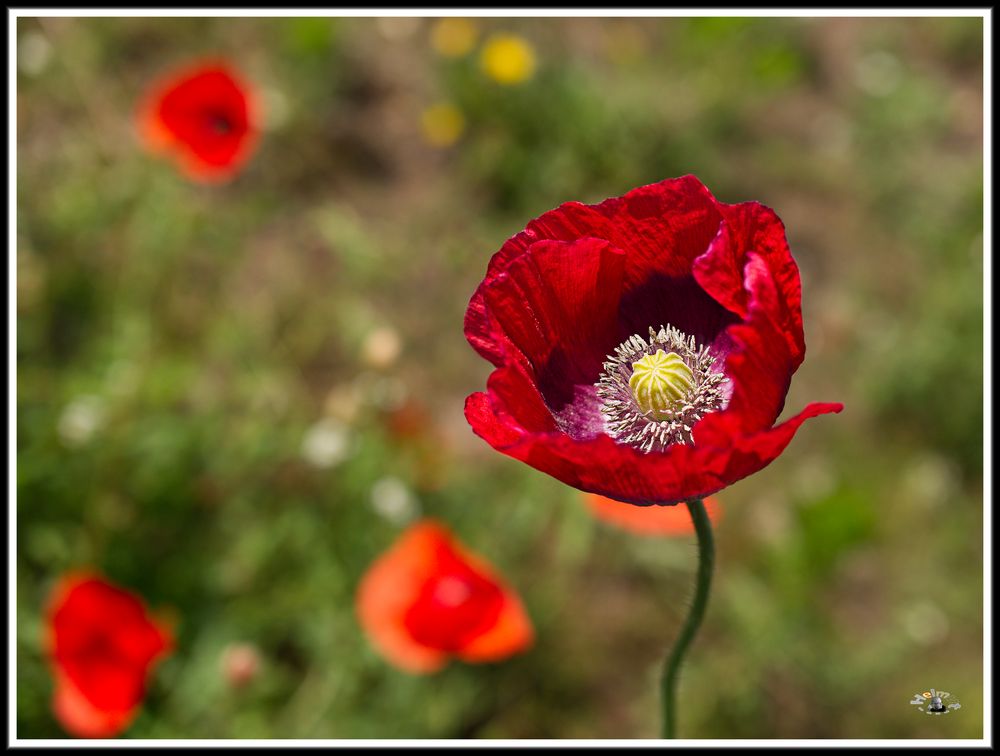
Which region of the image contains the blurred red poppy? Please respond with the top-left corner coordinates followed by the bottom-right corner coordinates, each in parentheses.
top-left (586, 493), bottom-right (722, 536)
top-left (138, 61), bottom-right (259, 183)
top-left (45, 573), bottom-right (172, 738)
top-left (356, 520), bottom-right (533, 673)
top-left (464, 175), bottom-right (842, 505)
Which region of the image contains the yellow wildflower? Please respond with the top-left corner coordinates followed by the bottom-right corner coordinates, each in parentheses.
top-left (480, 33), bottom-right (536, 85)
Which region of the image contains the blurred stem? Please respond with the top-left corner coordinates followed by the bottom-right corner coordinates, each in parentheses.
top-left (660, 498), bottom-right (714, 739)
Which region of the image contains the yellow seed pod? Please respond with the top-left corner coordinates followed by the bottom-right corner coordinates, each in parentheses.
top-left (629, 350), bottom-right (694, 420)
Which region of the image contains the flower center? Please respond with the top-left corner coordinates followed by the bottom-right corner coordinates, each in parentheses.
top-left (208, 112), bottom-right (233, 135)
top-left (597, 325), bottom-right (728, 453)
top-left (628, 349), bottom-right (694, 420)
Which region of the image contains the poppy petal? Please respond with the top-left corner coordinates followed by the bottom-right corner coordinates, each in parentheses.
top-left (466, 175), bottom-right (724, 365)
top-left (45, 573), bottom-right (171, 738)
top-left (52, 672), bottom-right (137, 739)
top-left (356, 521), bottom-right (533, 673)
top-left (457, 588), bottom-right (534, 662)
top-left (355, 523), bottom-right (451, 673)
top-left (467, 377), bottom-right (842, 505)
top-left (137, 61), bottom-right (259, 183)
top-left (482, 237), bottom-right (626, 387)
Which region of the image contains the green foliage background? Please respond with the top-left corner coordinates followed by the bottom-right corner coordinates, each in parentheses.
top-left (16, 16), bottom-right (984, 739)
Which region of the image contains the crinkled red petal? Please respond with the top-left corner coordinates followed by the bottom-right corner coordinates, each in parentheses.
top-left (467, 390), bottom-right (842, 504)
top-left (466, 175), bottom-right (725, 366)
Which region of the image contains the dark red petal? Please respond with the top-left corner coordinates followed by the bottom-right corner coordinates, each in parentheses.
top-left (483, 360), bottom-right (559, 435)
top-left (693, 402), bottom-right (844, 488)
top-left (464, 289), bottom-right (505, 367)
top-left (465, 392), bottom-right (591, 488)
top-left (694, 201), bottom-right (805, 365)
top-left (516, 176), bottom-right (723, 288)
top-left (465, 391), bottom-right (528, 447)
top-left (466, 385), bottom-right (842, 505)
top-left (707, 252), bottom-right (799, 434)
top-left (482, 238), bottom-right (626, 379)
top-left (691, 215), bottom-right (749, 319)
top-left (466, 175), bottom-right (723, 365)
top-left (481, 238), bottom-right (627, 438)
top-left (466, 392), bottom-right (703, 503)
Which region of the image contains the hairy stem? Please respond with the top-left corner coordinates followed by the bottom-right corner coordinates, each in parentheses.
top-left (660, 498), bottom-right (714, 739)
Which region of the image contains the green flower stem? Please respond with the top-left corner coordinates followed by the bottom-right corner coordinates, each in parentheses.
top-left (660, 498), bottom-right (715, 739)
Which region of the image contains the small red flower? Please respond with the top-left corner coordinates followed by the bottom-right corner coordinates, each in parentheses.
top-left (45, 573), bottom-right (172, 738)
top-left (356, 520), bottom-right (533, 673)
top-left (138, 61), bottom-right (259, 183)
top-left (464, 175), bottom-right (843, 505)
top-left (586, 493), bottom-right (722, 536)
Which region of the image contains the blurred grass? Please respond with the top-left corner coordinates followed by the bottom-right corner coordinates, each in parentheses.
top-left (16, 16), bottom-right (983, 739)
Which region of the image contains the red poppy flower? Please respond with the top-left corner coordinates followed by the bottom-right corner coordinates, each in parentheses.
top-left (356, 520), bottom-right (533, 673)
top-left (138, 61), bottom-right (259, 183)
top-left (45, 573), bottom-right (173, 738)
top-left (586, 492), bottom-right (722, 536)
top-left (464, 175), bottom-right (843, 506)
